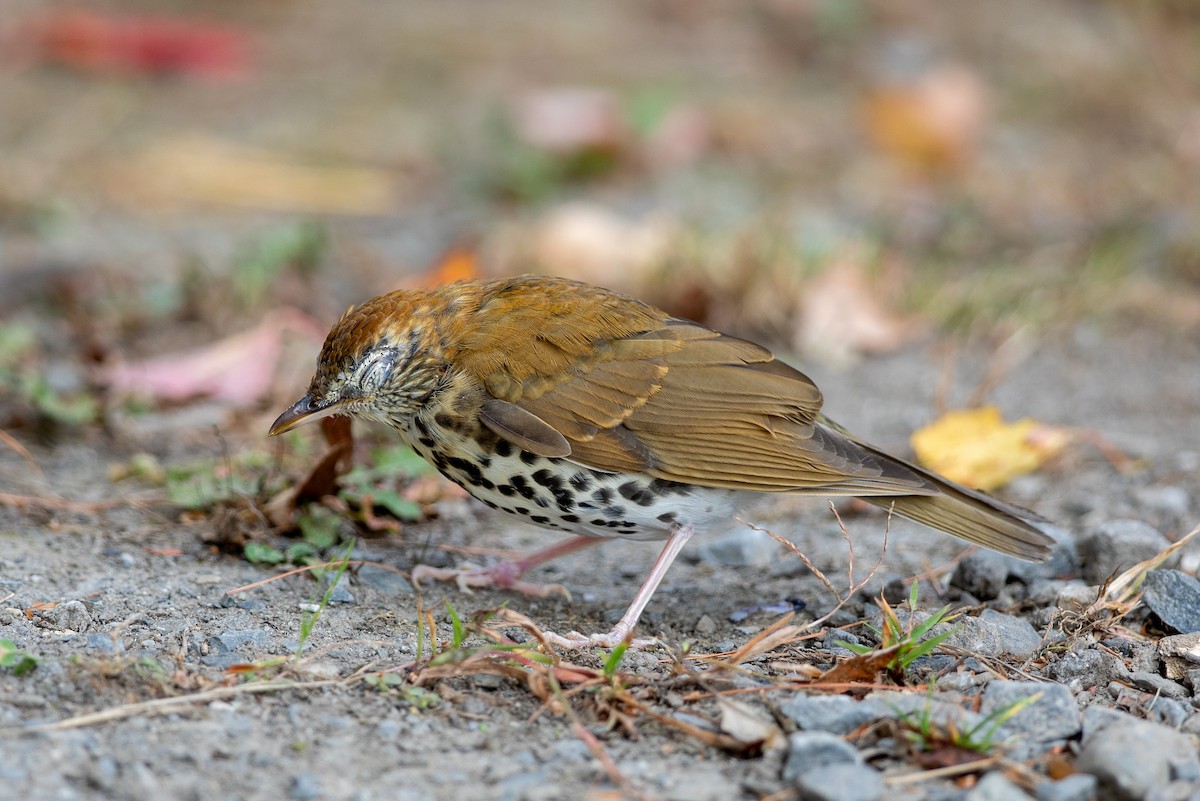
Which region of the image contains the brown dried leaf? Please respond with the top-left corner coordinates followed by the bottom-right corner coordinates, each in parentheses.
top-left (814, 643), bottom-right (905, 685)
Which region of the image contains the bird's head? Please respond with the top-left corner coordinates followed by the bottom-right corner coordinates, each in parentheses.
top-left (269, 292), bottom-right (446, 436)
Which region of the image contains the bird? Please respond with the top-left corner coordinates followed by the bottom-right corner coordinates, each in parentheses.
top-left (269, 274), bottom-right (1053, 649)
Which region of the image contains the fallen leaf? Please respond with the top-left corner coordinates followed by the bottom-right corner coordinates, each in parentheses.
top-left (409, 246), bottom-right (482, 288)
top-left (863, 64), bottom-right (988, 172)
top-left (524, 202), bottom-right (676, 295)
top-left (512, 88), bottom-right (625, 155)
top-left (716, 698), bottom-right (786, 750)
top-left (796, 256), bottom-right (925, 364)
top-left (103, 307), bottom-right (325, 407)
top-left (815, 643), bottom-right (905, 685)
top-left (910, 406), bottom-right (1071, 491)
top-left (25, 10), bottom-right (250, 79)
top-left (113, 135), bottom-right (396, 214)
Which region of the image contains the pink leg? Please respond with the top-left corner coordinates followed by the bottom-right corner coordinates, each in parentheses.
top-left (542, 524), bottom-right (695, 650)
top-left (411, 535), bottom-right (604, 598)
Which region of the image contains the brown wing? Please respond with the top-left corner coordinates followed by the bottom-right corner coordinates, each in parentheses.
top-left (454, 276), bottom-right (929, 495)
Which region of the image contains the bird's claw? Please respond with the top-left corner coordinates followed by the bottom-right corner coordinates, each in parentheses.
top-left (539, 628), bottom-right (658, 651)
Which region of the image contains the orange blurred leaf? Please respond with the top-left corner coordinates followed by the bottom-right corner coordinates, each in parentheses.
top-left (411, 247), bottom-right (482, 288)
top-left (910, 406), bottom-right (1071, 491)
top-left (863, 65), bottom-right (987, 172)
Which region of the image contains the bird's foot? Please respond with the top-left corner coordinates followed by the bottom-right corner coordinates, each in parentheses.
top-left (411, 562), bottom-right (571, 599)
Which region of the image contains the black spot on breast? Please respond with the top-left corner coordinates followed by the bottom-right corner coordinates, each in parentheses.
top-left (510, 475), bottom-right (536, 500)
top-left (657, 512), bottom-right (677, 524)
top-left (577, 501), bottom-right (595, 510)
top-left (494, 440), bottom-right (513, 458)
top-left (650, 478), bottom-right (688, 497)
top-left (533, 496), bottom-right (549, 508)
top-left (445, 456), bottom-right (494, 490)
top-left (618, 481), bottom-right (655, 507)
top-left (593, 487), bottom-right (613, 505)
top-left (602, 505), bottom-right (626, 520)
top-left (520, 451), bottom-right (539, 466)
top-left (569, 473), bottom-right (591, 491)
top-left (497, 485), bottom-right (516, 497)
top-left (415, 418), bottom-right (432, 438)
top-left (561, 514), bottom-right (580, 523)
top-left (590, 518), bottom-right (607, 527)
top-left (434, 412), bottom-right (454, 429)
top-left (480, 499), bottom-right (498, 509)
top-left (618, 529), bottom-right (638, 536)
top-left (418, 437), bottom-right (436, 448)
top-left (514, 507), bottom-right (529, 516)
top-left (530, 515), bottom-right (550, 525)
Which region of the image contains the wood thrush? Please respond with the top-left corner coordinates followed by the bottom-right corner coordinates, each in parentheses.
top-left (270, 275), bottom-right (1053, 648)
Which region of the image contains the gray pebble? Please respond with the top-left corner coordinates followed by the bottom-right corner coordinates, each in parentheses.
top-left (982, 680), bottom-right (1080, 742)
top-left (690, 526), bottom-right (779, 567)
top-left (1145, 780), bottom-right (1200, 801)
top-left (1144, 695), bottom-right (1193, 730)
top-left (83, 632), bottom-right (124, 655)
top-left (796, 762), bottom-right (884, 801)
top-left (1077, 718), bottom-right (1200, 800)
top-left (1144, 570), bottom-right (1200, 634)
top-left (783, 731), bottom-right (860, 783)
top-left (1134, 486), bottom-right (1191, 517)
top-left (1158, 632), bottom-right (1200, 682)
top-left (1034, 774), bottom-right (1099, 801)
top-left (968, 772), bottom-right (1037, 801)
top-left (355, 564), bottom-right (413, 595)
top-left (30, 600), bottom-right (91, 632)
top-left (947, 610), bottom-right (1042, 661)
top-left (779, 694), bottom-right (877, 735)
top-left (1130, 671), bottom-right (1191, 700)
top-left (322, 572), bottom-right (356, 605)
top-left (1078, 520), bottom-right (1171, 585)
top-left (289, 773), bottom-right (323, 801)
top-left (209, 629), bottom-right (271, 653)
top-left (1048, 647), bottom-right (1128, 689)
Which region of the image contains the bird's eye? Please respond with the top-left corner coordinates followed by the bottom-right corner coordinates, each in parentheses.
top-left (357, 347), bottom-right (400, 393)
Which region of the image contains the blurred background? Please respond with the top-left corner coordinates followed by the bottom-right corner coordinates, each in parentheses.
top-left (1, 0), bottom-right (1199, 446)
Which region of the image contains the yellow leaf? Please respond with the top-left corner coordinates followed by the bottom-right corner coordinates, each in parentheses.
top-left (910, 406), bottom-right (1068, 491)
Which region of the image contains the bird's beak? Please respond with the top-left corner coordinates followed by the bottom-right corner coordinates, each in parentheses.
top-left (268, 394), bottom-right (345, 436)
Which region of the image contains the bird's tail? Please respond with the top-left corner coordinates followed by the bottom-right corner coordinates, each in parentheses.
top-left (857, 442), bottom-right (1055, 562)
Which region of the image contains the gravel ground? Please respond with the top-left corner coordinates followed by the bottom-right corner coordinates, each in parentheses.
top-left (3, 329), bottom-right (1199, 801)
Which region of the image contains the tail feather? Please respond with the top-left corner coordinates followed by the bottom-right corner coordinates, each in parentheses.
top-left (857, 444), bottom-right (1055, 562)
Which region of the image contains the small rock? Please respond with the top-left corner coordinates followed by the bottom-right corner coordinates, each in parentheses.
top-left (1146, 780), bottom-right (1200, 801)
top-left (289, 773), bottom-right (322, 801)
top-left (1055, 582), bottom-right (1099, 611)
top-left (83, 632), bottom-right (124, 655)
top-left (1076, 719), bottom-right (1200, 801)
top-left (982, 681), bottom-right (1080, 742)
top-left (968, 772), bottom-right (1037, 801)
top-left (1034, 774), bottom-right (1099, 801)
top-left (1143, 571), bottom-right (1200, 634)
top-left (947, 610), bottom-right (1042, 661)
top-left (796, 763), bottom-right (884, 801)
top-left (30, 600), bottom-right (91, 632)
top-left (1158, 632), bottom-right (1200, 681)
top-left (1130, 671), bottom-right (1190, 700)
top-left (209, 629), bottom-right (271, 653)
top-left (1078, 520), bottom-right (1171, 585)
top-left (951, 551), bottom-right (1014, 600)
top-left (1144, 695), bottom-right (1193, 730)
top-left (1134, 486), bottom-right (1191, 517)
top-left (322, 572), bottom-right (356, 605)
top-left (694, 614), bottom-right (717, 636)
top-left (783, 731), bottom-right (860, 783)
top-left (691, 527), bottom-right (779, 567)
top-left (1080, 706), bottom-right (1137, 743)
top-left (355, 565), bottom-right (413, 595)
top-left (779, 694), bottom-right (877, 735)
top-left (862, 692), bottom-right (982, 733)
top-left (1048, 647), bottom-right (1128, 689)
